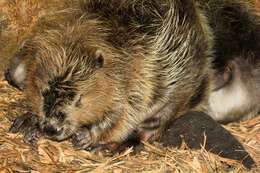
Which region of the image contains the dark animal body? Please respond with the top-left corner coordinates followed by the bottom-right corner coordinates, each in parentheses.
top-left (4, 0), bottom-right (259, 169)
top-left (202, 0), bottom-right (260, 123)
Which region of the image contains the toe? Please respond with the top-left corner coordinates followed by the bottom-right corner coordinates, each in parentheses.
top-left (9, 115), bottom-right (27, 133)
top-left (72, 130), bottom-right (93, 150)
top-left (9, 112), bottom-right (39, 133)
top-left (23, 127), bottom-right (41, 147)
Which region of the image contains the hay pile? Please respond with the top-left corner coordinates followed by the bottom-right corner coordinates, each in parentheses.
top-left (0, 78), bottom-right (259, 172)
top-left (0, 0), bottom-right (259, 172)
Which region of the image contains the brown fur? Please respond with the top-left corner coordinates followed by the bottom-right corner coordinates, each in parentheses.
top-left (6, 0), bottom-right (212, 145)
top-left (5, 0), bottom-right (260, 148)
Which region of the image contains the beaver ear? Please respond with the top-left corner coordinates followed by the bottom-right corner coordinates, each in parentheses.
top-left (94, 50), bottom-right (104, 69)
top-left (4, 39), bottom-right (34, 90)
top-left (4, 60), bottom-right (26, 90)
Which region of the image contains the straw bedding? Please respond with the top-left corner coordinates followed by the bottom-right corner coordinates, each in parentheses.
top-left (0, 1), bottom-right (259, 172)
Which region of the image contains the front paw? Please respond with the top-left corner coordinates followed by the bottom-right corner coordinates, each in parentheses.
top-left (71, 128), bottom-right (113, 153)
top-left (71, 129), bottom-right (94, 151)
top-left (71, 129), bottom-right (142, 155)
top-left (9, 112), bottom-right (38, 133)
top-left (23, 126), bottom-right (42, 147)
top-left (9, 112), bottom-right (42, 147)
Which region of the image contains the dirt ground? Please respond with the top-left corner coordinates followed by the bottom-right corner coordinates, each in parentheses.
top-left (0, 0), bottom-right (259, 172)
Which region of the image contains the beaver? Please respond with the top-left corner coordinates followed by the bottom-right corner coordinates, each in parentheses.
top-left (203, 0), bottom-right (260, 123)
top-left (135, 0), bottom-right (260, 140)
top-left (209, 58), bottom-right (260, 123)
top-left (4, 0), bottom-right (259, 158)
top-left (6, 0), bottom-right (213, 146)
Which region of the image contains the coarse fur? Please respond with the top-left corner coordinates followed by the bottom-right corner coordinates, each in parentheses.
top-left (5, 0), bottom-right (213, 145)
top-left (4, 0), bottom-right (260, 147)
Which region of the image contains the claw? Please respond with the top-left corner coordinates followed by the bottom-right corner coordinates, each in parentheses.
top-left (71, 129), bottom-right (93, 150)
top-left (9, 116), bottom-right (26, 133)
top-left (23, 126), bottom-right (42, 147)
top-left (9, 112), bottom-right (38, 133)
top-left (9, 112), bottom-right (42, 146)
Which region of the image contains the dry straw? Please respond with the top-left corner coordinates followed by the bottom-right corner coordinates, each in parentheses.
top-left (0, 0), bottom-right (259, 172)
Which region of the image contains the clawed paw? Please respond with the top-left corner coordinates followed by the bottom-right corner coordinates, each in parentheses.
top-left (9, 112), bottom-right (38, 133)
top-left (71, 129), bottom-right (115, 153)
top-left (71, 129), bottom-right (95, 151)
top-left (71, 128), bottom-right (142, 155)
top-left (23, 126), bottom-right (42, 147)
top-left (9, 112), bottom-right (42, 147)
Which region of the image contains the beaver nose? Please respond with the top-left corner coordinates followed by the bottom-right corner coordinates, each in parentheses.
top-left (42, 122), bottom-right (63, 137)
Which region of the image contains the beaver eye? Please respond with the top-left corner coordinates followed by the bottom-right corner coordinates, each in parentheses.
top-left (75, 95), bottom-right (82, 107)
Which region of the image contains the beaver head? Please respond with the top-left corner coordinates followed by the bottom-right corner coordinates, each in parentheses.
top-left (22, 21), bottom-right (121, 141)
